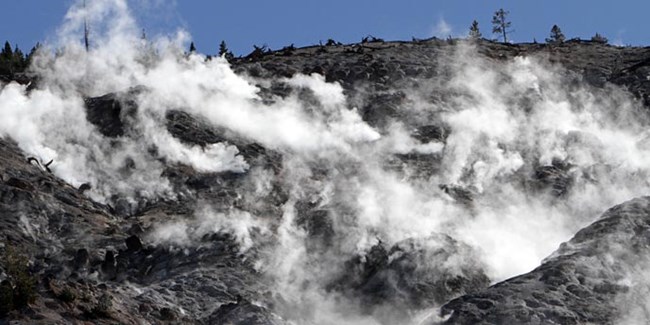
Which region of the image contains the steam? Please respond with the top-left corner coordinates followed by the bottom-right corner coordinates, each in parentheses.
top-left (431, 17), bottom-right (453, 38)
top-left (149, 206), bottom-right (269, 252)
top-left (2, 0), bottom-right (650, 324)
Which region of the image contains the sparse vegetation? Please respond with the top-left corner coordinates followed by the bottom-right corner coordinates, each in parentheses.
top-left (0, 280), bottom-right (13, 315)
top-left (492, 9), bottom-right (512, 43)
top-left (281, 43), bottom-right (296, 55)
top-left (361, 35), bottom-right (384, 43)
top-left (90, 293), bottom-right (113, 318)
top-left (58, 287), bottom-right (77, 303)
top-left (325, 39), bottom-right (342, 46)
top-left (246, 44), bottom-right (271, 60)
top-left (591, 33), bottom-right (608, 44)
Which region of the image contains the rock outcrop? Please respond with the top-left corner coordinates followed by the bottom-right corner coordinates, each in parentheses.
top-left (440, 197), bottom-right (650, 324)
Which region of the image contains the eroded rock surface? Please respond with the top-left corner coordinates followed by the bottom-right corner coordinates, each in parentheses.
top-left (2, 38), bottom-right (650, 324)
top-left (440, 197), bottom-right (650, 324)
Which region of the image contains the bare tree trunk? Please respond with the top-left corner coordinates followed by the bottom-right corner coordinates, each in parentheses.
top-left (84, 0), bottom-right (89, 51)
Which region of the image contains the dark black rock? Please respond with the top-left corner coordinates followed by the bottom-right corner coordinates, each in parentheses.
top-left (4, 177), bottom-right (35, 191)
top-left (84, 92), bottom-right (137, 137)
top-left (166, 110), bottom-right (227, 147)
top-left (73, 248), bottom-right (89, 269)
top-left (158, 307), bottom-right (177, 321)
top-left (78, 183), bottom-right (91, 194)
top-left (128, 223), bottom-right (144, 235)
top-left (125, 235), bottom-right (143, 252)
top-left (100, 251), bottom-right (116, 279)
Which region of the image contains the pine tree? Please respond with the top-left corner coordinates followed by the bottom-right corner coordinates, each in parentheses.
top-left (492, 9), bottom-right (512, 43)
top-left (189, 42), bottom-right (196, 53)
top-left (13, 45), bottom-right (26, 70)
top-left (1, 42), bottom-right (12, 60)
top-left (546, 25), bottom-right (565, 44)
top-left (219, 40), bottom-right (234, 60)
top-left (469, 20), bottom-right (482, 40)
top-left (0, 42), bottom-right (14, 75)
top-left (26, 42), bottom-right (41, 66)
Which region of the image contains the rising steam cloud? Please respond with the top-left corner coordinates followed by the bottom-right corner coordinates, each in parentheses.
top-left (1, 0), bottom-right (650, 324)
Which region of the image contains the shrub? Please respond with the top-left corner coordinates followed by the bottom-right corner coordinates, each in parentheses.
top-left (0, 280), bottom-right (13, 316)
top-left (91, 293), bottom-right (113, 317)
top-left (591, 33), bottom-right (608, 44)
top-left (58, 287), bottom-right (77, 303)
top-left (1, 244), bottom-right (36, 314)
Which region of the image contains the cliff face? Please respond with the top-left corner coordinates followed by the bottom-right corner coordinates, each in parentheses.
top-left (2, 38), bottom-right (650, 324)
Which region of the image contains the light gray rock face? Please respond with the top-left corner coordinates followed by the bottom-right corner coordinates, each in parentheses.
top-left (440, 197), bottom-right (650, 324)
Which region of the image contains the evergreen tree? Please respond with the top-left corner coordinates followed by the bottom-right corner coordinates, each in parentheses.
top-left (189, 42), bottom-right (196, 53)
top-left (13, 45), bottom-right (26, 71)
top-left (492, 9), bottom-right (512, 43)
top-left (1, 41), bottom-right (12, 61)
top-left (219, 40), bottom-right (234, 60)
top-left (0, 42), bottom-right (15, 75)
top-left (26, 42), bottom-right (41, 66)
top-left (469, 20), bottom-right (482, 40)
top-left (546, 25), bottom-right (566, 44)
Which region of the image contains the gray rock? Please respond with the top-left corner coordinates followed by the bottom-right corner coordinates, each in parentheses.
top-left (440, 197), bottom-right (650, 324)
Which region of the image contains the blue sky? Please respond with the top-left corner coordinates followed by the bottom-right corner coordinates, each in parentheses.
top-left (1, 1), bottom-right (648, 55)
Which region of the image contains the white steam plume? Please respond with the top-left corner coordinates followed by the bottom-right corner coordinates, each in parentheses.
top-left (2, 1), bottom-right (650, 324)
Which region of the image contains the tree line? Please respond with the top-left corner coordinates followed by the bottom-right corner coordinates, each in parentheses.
top-left (469, 8), bottom-right (609, 44)
top-left (0, 9), bottom-right (615, 77)
top-left (0, 42), bottom-right (41, 76)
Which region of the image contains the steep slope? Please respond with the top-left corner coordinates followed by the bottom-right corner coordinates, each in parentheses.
top-left (2, 36), bottom-right (650, 325)
top-left (441, 196), bottom-right (650, 324)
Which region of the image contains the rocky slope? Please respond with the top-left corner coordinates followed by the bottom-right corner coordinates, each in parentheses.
top-left (440, 196), bottom-right (650, 324)
top-left (1, 38), bottom-right (650, 324)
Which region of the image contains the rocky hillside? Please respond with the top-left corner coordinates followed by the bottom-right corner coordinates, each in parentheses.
top-left (1, 37), bottom-right (650, 324)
